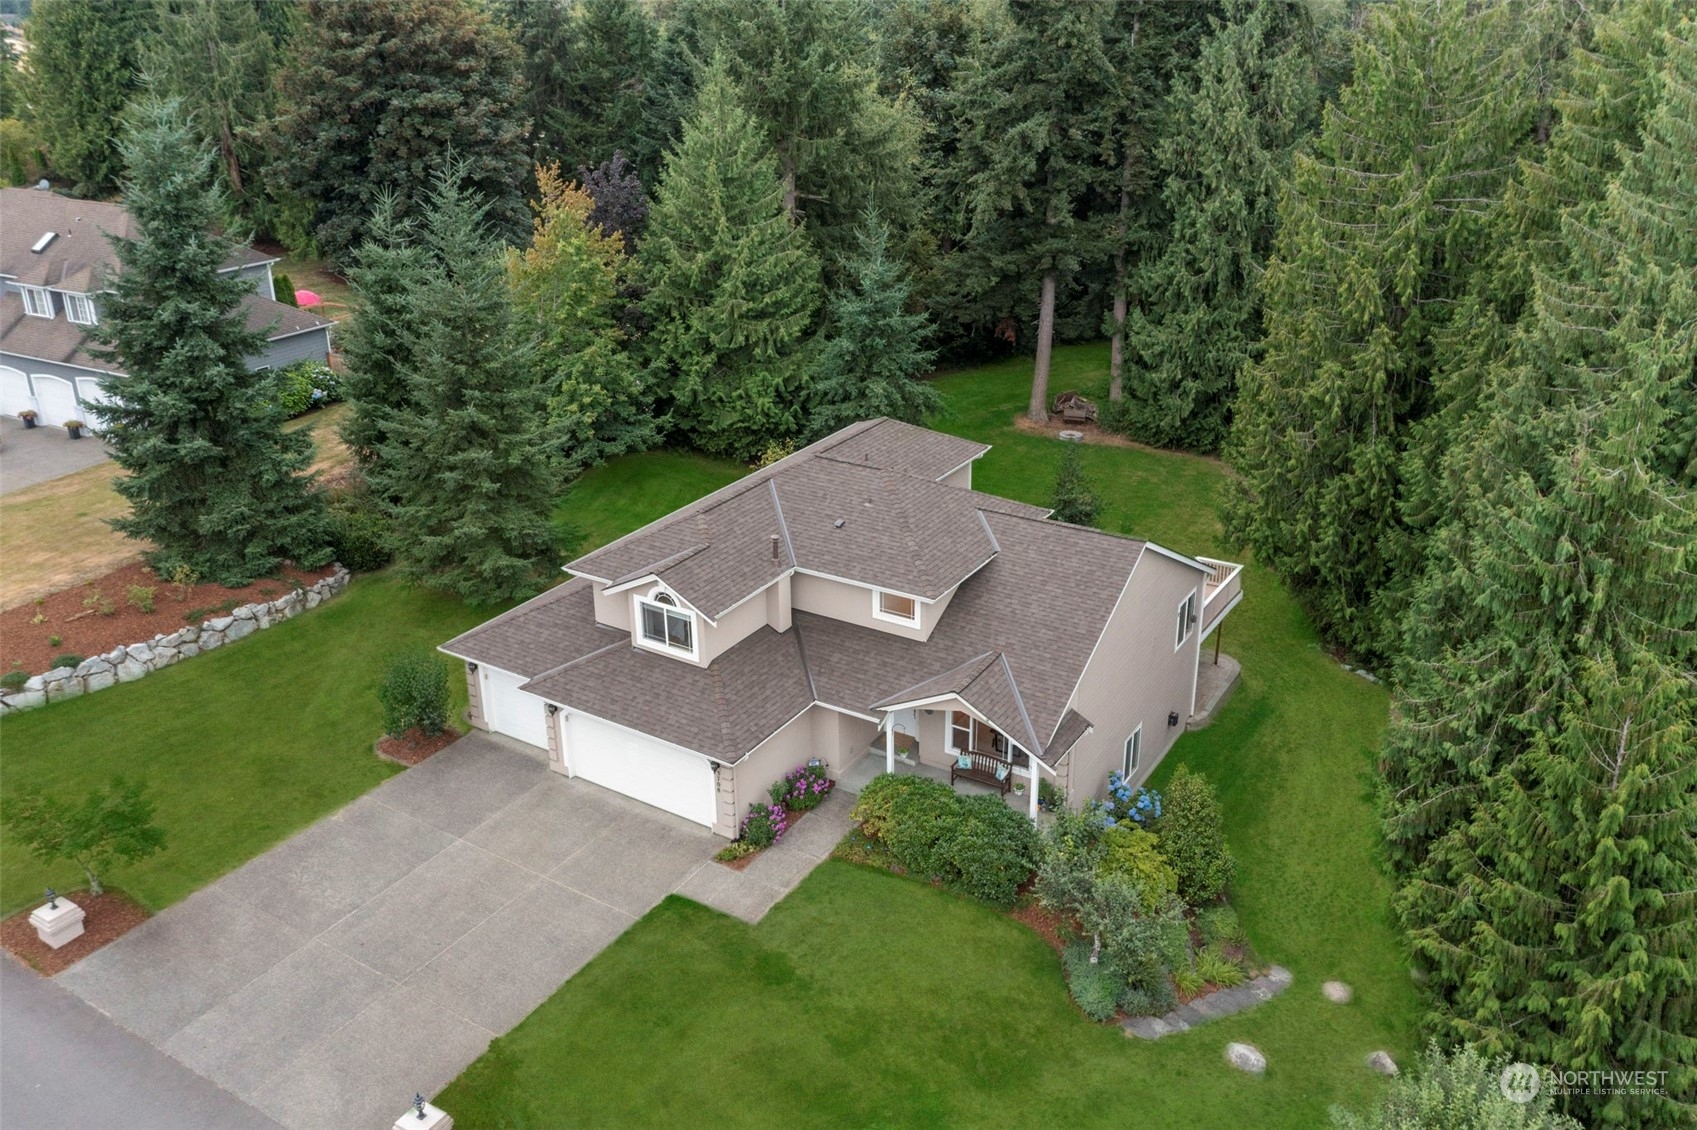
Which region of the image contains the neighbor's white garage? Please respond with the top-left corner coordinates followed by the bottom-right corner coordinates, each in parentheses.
top-left (0, 366), bottom-right (33, 417)
top-left (563, 712), bottom-right (717, 828)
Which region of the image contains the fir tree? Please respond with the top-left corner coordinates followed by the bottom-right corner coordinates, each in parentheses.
top-left (91, 98), bottom-right (329, 584)
top-left (1049, 446), bottom-right (1102, 528)
top-left (1224, 0), bottom-right (1550, 664)
top-left (270, 0), bottom-right (531, 264)
top-left (544, 0), bottom-right (671, 176)
top-left (508, 162), bottom-right (657, 472)
top-left (641, 65), bottom-right (822, 461)
top-left (951, 0), bottom-right (1118, 422)
top-left (369, 165), bottom-right (563, 604)
top-left (22, 0), bottom-right (155, 196)
top-left (339, 194), bottom-right (430, 470)
top-left (807, 211), bottom-right (940, 439)
top-left (1116, 0), bottom-right (1318, 452)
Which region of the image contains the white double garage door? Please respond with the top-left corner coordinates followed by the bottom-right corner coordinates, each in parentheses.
top-left (480, 666), bottom-right (717, 828)
top-left (0, 365), bottom-right (112, 428)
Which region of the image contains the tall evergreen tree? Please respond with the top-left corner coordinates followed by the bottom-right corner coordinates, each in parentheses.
top-left (951, 0), bottom-right (1118, 421)
top-left (339, 194), bottom-right (429, 470)
top-left (1115, 0), bottom-right (1317, 452)
top-left (807, 211), bottom-right (940, 439)
top-left (508, 163), bottom-right (657, 471)
top-left (22, 0), bottom-right (155, 196)
top-left (270, 0), bottom-right (531, 264)
top-left (368, 165), bottom-right (562, 604)
top-left (1224, 0), bottom-right (1551, 664)
top-left (641, 66), bottom-right (822, 461)
top-left (140, 0), bottom-right (282, 230)
top-left (91, 98), bottom-right (329, 584)
top-left (696, 0), bottom-right (921, 280)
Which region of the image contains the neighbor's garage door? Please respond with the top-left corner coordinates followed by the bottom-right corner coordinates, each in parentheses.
top-left (31, 374), bottom-right (80, 428)
top-left (0, 367), bottom-right (33, 418)
top-left (480, 666), bottom-right (552, 750)
top-left (75, 377), bottom-right (114, 431)
top-left (567, 712), bottom-right (717, 827)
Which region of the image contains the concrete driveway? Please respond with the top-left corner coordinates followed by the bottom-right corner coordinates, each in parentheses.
top-left (57, 733), bottom-right (717, 1130)
top-left (0, 415), bottom-right (111, 494)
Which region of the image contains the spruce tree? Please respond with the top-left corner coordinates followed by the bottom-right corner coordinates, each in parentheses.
top-left (545, 0), bottom-right (670, 176)
top-left (1116, 0), bottom-right (1318, 452)
top-left (270, 0), bottom-right (531, 264)
top-left (91, 98), bottom-right (329, 585)
top-left (339, 195), bottom-right (429, 470)
top-left (22, 0), bottom-right (155, 196)
top-left (951, 0), bottom-right (1118, 422)
top-left (807, 211), bottom-right (940, 439)
top-left (508, 163), bottom-right (657, 472)
top-left (641, 66), bottom-right (822, 461)
top-left (369, 165), bottom-right (563, 604)
top-left (1224, 0), bottom-right (1550, 664)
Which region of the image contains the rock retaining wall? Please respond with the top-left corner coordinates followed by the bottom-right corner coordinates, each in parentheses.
top-left (0, 566), bottom-right (350, 714)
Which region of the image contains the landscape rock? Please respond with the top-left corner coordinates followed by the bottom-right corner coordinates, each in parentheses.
top-left (104, 646), bottom-right (127, 665)
top-left (1366, 1051), bottom-right (1398, 1076)
top-left (85, 669), bottom-right (117, 692)
top-left (1322, 981), bottom-right (1353, 1004)
top-left (200, 630), bottom-right (225, 651)
top-left (207, 616), bottom-right (234, 633)
top-left (305, 590), bottom-right (322, 610)
top-left (45, 675), bottom-right (83, 702)
top-left (225, 618), bottom-right (257, 643)
top-left (179, 626), bottom-right (200, 643)
top-left (2, 688), bottom-right (46, 710)
top-left (1226, 1043), bottom-right (1266, 1075)
top-left (150, 646), bottom-right (179, 668)
top-left (178, 642), bottom-right (200, 659)
top-left (127, 643), bottom-right (155, 665)
top-left (232, 604), bottom-right (258, 621)
top-left (115, 658), bottom-right (149, 683)
top-left (254, 607), bottom-right (272, 630)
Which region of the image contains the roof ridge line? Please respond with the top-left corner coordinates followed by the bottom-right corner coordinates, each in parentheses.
top-left (523, 637), bottom-right (628, 684)
top-left (992, 652), bottom-right (1043, 755)
top-left (875, 649), bottom-right (999, 708)
top-left (767, 478), bottom-right (797, 567)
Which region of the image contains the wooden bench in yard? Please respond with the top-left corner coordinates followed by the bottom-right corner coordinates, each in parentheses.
top-left (950, 749), bottom-right (1014, 795)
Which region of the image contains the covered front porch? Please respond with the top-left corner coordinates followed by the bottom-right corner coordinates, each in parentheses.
top-left (835, 701), bottom-right (1051, 820)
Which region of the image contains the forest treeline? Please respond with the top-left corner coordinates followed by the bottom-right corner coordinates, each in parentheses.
top-left (4, 4), bottom-right (1692, 1123)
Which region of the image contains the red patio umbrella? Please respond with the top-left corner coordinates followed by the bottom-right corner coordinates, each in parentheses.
top-left (294, 289), bottom-right (324, 308)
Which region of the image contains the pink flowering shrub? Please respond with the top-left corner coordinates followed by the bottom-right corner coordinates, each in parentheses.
top-left (768, 760), bottom-right (834, 813)
top-left (741, 802), bottom-right (788, 848)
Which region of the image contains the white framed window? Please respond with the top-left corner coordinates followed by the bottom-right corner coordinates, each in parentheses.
top-left (1175, 589), bottom-right (1198, 649)
top-left (21, 287), bottom-right (53, 318)
top-left (950, 709), bottom-right (973, 753)
top-left (1123, 725), bottom-right (1142, 777)
top-left (873, 588), bottom-right (919, 625)
top-left (635, 591), bottom-right (697, 659)
top-left (62, 292), bottom-right (97, 326)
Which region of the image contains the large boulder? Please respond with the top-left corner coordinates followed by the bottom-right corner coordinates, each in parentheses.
top-left (1322, 981), bottom-right (1353, 1004)
top-left (115, 657), bottom-right (149, 683)
top-left (1366, 1051), bottom-right (1399, 1076)
top-left (225, 618), bottom-right (257, 643)
top-left (1226, 1043), bottom-right (1266, 1075)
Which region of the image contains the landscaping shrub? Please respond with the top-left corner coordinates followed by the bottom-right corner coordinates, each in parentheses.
top-left (1330, 1041), bottom-right (1583, 1130)
top-left (271, 360), bottom-right (342, 417)
top-left (1050, 445), bottom-right (1102, 527)
top-left (935, 793), bottom-right (1042, 905)
top-left (769, 760), bottom-right (833, 812)
top-left (1, 670), bottom-right (28, 691)
top-left (1037, 848), bottom-right (1188, 1019)
top-left (1102, 771), bottom-right (1162, 825)
top-left (1152, 766), bottom-right (1236, 904)
top-left (327, 500), bottom-right (395, 573)
top-left (1097, 824), bottom-right (1178, 912)
top-left (740, 802), bottom-right (788, 848)
top-left (50, 654), bottom-right (85, 671)
top-left (1197, 904), bottom-right (1246, 947)
top-left (1172, 960), bottom-right (1206, 998)
top-left (1038, 777), bottom-right (1066, 811)
top-left (126, 584), bottom-right (156, 613)
top-left (1195, 945), bottom-right (1245, 987)
top-left (879, 776), bottom-right (962, 879)
top-left (1062, 941), bottom-right (1123, 1021)
top-left (849, 772), bottom-right (913, 840)
top-left (274, 271), bottom-right (297, 306)
top-left (1044, 804), bottom-right (1108, 863)
top-left (715, 840), bottom-right (760, 862)
top-left (376, 649), bottom-right (451, 737)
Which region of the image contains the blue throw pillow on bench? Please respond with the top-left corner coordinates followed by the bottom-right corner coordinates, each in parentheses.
top-left (994, 763), bottom-right (1010, 782)
top-left (955, 752), bottom-right (974, 770)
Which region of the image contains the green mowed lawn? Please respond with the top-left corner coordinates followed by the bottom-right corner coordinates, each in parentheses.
top-left (0, 575), bottom-right (487, 915)
top-left (440, 343), bottom-right (1419, 1127)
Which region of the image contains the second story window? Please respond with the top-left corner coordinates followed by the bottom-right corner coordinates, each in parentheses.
top-left (21, 287), bottom-right (53, 318)
top-left (1175, 589), bottom-right (1198, 649)
top-left (874, 588), bottom-right (919, 626)
top-left (637, 592), bottom-right (696, 658)
top-left (63, 293), bottom-right (97, 326)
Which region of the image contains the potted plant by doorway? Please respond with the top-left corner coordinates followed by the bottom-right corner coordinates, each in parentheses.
top-left (64, 419), bottom-right (85, 439)
top-left (18, 410), bottom-right (37, 429)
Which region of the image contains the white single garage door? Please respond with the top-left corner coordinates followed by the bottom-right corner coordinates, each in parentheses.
top-left (480, 666), bottom-right (552, 750)
top-left (32, 374), bottom-right (80, 428)
top-left (75, 377), bottom-right (114, 430)
top-left (567, 712), bottom-right (717, 827)
top-left (0, 367), bottom-right (33, 418)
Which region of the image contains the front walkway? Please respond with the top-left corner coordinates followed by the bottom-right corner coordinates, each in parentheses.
top-left (677, 790), bottom-right (856, 923)
top-left (0, 415), bottom-right (111, 494)
top-left (57, 733), bottom-right (718, 1130)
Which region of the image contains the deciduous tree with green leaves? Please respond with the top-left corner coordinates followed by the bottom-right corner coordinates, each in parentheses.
top-left (641, 65), bottom-right (822, 460)
top-left (21, 0), bottom-right (155, 195)
top-left (270, 0), bottom-right (531, 264)
top-left (367, 165), bottom-right (563, 604)
top-left (92, 98), bottom-right (329, 585)
top-left (0, 777), bottom-right (166, 897)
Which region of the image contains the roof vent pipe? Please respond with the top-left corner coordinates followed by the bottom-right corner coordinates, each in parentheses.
top-left (770, 534), bottom-right (780, 561)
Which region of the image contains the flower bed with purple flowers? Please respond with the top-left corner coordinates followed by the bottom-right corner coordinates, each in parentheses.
top-left (714, 760), bottom-right (835, 866)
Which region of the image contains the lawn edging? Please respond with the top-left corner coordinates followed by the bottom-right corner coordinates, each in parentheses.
top-left (0, 565), bottom-right (351, 713)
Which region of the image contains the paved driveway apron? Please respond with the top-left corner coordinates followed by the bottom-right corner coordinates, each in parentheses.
top-left (57, 733), bottom-right (717, 1130)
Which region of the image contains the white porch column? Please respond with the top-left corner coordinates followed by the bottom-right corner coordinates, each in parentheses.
top-left (885, 718), bottom-right (895, 775)
top-left (1028, 765), bottom-right (1040, 821)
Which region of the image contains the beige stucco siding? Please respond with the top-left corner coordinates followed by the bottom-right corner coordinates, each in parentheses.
top-left (699, 588), bottom-right (773, 664)
top-left (1064, 549), bottom-right (1205, 804)
top-left (592, 582), bottom-right (632, 630)
top-left (791, 572), bottom-right (953, 641)
top-left (940, 461), bottom-right (975, 491)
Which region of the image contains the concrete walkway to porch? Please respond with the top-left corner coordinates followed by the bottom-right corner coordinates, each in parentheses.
top-left (56, 732), bottom-right (718, 1130)
top-left (676, 790), bottom-right (856, 923)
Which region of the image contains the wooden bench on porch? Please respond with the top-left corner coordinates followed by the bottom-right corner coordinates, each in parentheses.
top-left (950, 748), bottom-right (1014, 795)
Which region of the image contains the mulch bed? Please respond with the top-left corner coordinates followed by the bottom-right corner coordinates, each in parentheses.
top-left (1, 890), bottom-right (151, 976)
top-left (1008, 897), bottom-right (1072, 956)
top-left (376, 727), bottom-right (460, 767)
top-left (1, 560), bottom-right (337, 677)
top-left (714, 806), bottom-right (821, 870)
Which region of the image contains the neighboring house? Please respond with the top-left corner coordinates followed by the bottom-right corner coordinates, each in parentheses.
top-left (0, 185), bottom-right (333, 428)
top-left (444, 419), bottom-right (1244, 838)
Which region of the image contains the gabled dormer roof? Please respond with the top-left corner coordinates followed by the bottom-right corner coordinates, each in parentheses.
top-left (566, 418), bottom-right (1038, 618)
